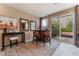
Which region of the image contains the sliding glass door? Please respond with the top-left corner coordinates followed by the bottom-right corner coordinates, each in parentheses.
top-left (51, 14), bottom-right (75, 45)
top-left (51, 17), bottom-right (60, 40)
top-left (60, 15), bottom-right (74, 44)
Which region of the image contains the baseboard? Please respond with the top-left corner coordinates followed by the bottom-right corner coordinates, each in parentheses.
top-left (25, 39), bottom-right (33, 42)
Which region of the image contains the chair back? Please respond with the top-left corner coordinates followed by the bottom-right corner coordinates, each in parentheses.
top-left (43, 31), bottom-right (50, 37)
top-left (33, 31), bottom-right (39, 36)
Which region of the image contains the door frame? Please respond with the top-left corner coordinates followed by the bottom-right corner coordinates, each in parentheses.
top-left (50, 12), bottom-right (75, 44)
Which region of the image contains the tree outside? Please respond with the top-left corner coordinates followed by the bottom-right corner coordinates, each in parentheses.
top-left (61, 15), bottom-right (73, 32)
top-left (51, 15), bottom-right (73, 37)
top-left (52, 19), bottom-right (60, 37)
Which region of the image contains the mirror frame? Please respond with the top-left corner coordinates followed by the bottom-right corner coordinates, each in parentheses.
top-left (20, 18), bottom-right (29, 31)
top-left (30, 21), bottom-right (36, 31)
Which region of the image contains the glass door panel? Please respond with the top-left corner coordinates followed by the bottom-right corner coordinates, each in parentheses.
top-left (51, 17), bottom-right (60, 40)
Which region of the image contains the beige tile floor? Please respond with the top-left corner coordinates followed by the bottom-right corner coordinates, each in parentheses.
top-left (53, 43), bottom-right (79, 56)
top-left (60, 37), bottom-right (74, 45)
top-left (53, 36), bottom-right (74, 45)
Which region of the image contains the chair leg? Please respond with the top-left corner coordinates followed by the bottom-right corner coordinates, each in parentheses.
top-left (44, 42), bottom-right (45, 46)
top-left (37, 41), bottom-right (39, 45)
top-left (32, 37), bottom-right (35, 44)
top-left (10, 40), bottom-right (12, 48)
top-left (16, 40), bottom-right (18, 46)
top-left (50, 41), bottom-right (51, 45)
top-left (49, 38), bottom-right (51, 45)
top-left (32, 39), bottom-right (34, 44)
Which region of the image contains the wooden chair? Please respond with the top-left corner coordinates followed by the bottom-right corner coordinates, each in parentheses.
top-left (33, 30), bottom-right (51, 45)
top-left (33, 31), bottom-right (40, 44)
top-left (43, 31), bottom-right (51, 45)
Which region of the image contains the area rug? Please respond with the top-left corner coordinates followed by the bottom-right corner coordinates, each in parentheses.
top-left (0, 39), bottom-right (60, 56)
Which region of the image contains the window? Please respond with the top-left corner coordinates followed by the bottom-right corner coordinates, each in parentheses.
top-left (41, 19), bottom-right (48, 30)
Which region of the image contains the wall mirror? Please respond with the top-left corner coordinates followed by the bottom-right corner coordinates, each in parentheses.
top-left (20, 18), bottom-right (29, 31)
top-left (30, 21), bottom-right (36, 31)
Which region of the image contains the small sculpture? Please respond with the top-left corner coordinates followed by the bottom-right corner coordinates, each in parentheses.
top-left (3, 25), bottom-right (7, 33)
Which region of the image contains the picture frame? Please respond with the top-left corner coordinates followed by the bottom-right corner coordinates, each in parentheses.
top-left (20, 18), bottom-right (29, 31)
top-left (30, 21), bottom-right (36, 31)
top-left (0, 15), bottom-right (18, 30)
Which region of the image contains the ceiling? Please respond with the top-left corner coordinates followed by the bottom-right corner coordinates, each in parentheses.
top-left (5, 3), bottom-right (78, 17)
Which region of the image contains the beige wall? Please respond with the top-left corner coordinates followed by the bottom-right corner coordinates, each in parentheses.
top-left (0, 4), bottom-right (39, 48)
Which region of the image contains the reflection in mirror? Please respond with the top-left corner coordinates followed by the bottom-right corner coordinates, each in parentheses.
top-left (41, 19), bottom-right (48, 30)
top-left (20, 18), bottom-right (29, 31)
top-left (30, 21), bottom-right (36, 31)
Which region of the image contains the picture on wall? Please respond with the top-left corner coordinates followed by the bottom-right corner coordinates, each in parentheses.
top-left (0, 16), bottom-right (17, 30)
top-left (20, 18), bottom-right (29, 31)
top-left (30, 21), bottom-right (36, 30)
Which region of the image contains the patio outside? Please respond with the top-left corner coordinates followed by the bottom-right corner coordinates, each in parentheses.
top-left (51, 15), bottom-right (74, 44)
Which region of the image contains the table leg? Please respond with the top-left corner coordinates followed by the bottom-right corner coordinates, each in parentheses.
top-left (22, 33), bottom-right (25, 44)
top-left (2, 35), bottom-right (4, 51)
top-left (23, 33), bottom-right (25, 43)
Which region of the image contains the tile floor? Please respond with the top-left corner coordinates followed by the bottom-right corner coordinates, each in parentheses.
top-left (53, 43), bottom-right (79, 56)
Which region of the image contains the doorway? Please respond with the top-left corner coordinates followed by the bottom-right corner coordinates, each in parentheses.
top-left (51, 17), bottom-right (60, 40)
top-left (60, 15), bottom-right (74, 44)
top-left (51, 14), bottom-right (75, 45)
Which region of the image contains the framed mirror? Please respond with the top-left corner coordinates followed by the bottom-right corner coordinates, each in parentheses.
top-left (30, 21), bottom-right (36, 31)
top-left (20, 18), bottom-right (29, 31)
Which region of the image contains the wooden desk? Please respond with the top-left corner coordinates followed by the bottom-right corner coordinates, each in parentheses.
top-left (2, 32), bottom-right (25, 51)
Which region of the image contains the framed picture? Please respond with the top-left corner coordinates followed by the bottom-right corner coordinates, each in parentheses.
top-left (20, 18), bottom-right (29, 31)
top-left (0, 15), bottom-right (18, 30)
top-left (30, 21), bottom-right (36, 31)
